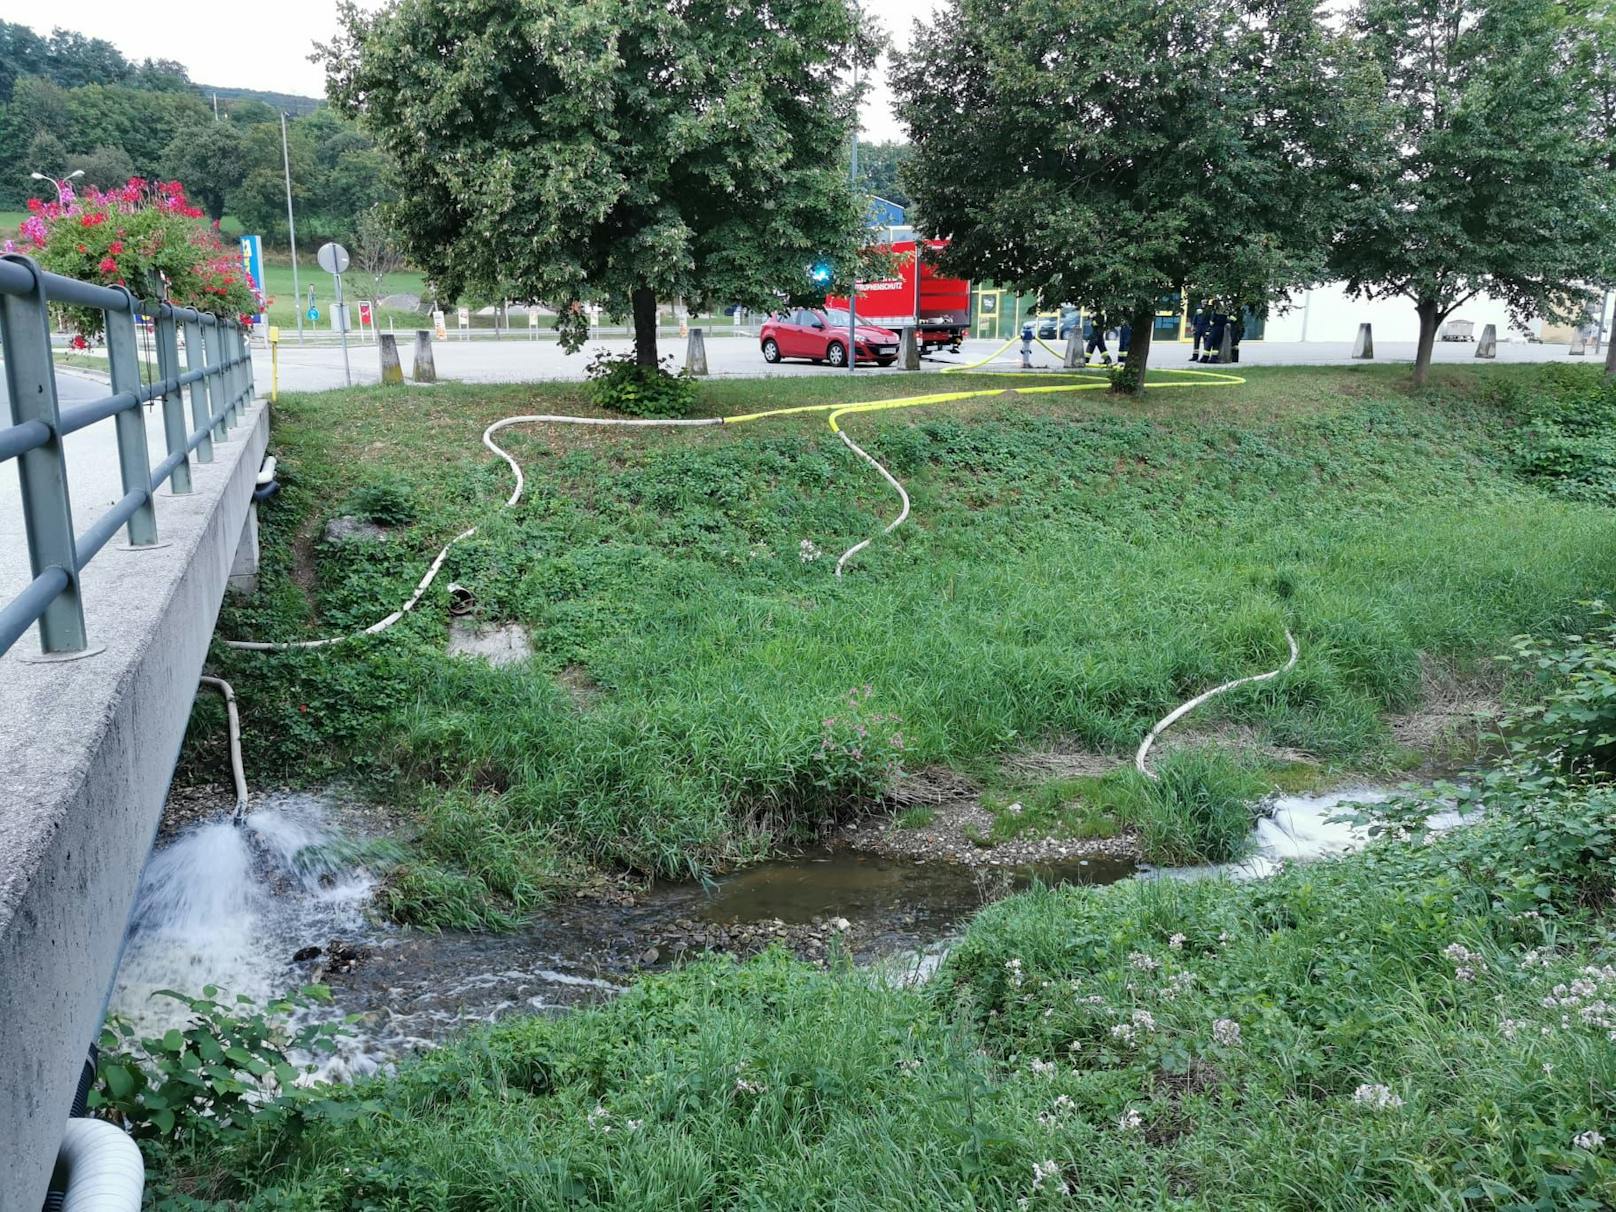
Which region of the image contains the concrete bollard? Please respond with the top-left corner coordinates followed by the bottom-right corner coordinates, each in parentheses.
top-left (378, 334), bottom-right (404, 385)
top-left (1351, 322), bottom-right (1374, 359)
top-left (1063, 326), bottom-right (1082, 369)
top-left (413, 331), bottom-right (437, 383)
top-left (1570, 330), bottom-right (1588, 356)
top-left (900, 326), bottom-right (920, 370)
top-left (686, 327), bottom-right (709, 376)
top-left (1475, 324), bottom-right (1497, 358)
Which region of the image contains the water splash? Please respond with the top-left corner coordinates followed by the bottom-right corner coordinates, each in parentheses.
top-left (111, 795), bottom-right (374, 1042)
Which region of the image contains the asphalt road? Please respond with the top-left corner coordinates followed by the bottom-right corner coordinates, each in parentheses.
top-left (0, 368), bottom-right (175, 606)
top-left (256, 330), bottom-right (1605, 392)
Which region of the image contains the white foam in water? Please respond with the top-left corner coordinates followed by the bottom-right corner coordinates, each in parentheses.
top-left (112, 794), bottom-right (374, 1044)
top-left (1144, 786), bottom-right (1475, 882)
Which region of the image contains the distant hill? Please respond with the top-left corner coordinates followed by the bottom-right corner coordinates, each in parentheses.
top-left (194, 85), bottom-right (323, 116)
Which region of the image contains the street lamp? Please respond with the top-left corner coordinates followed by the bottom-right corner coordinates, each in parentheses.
top-left (30, 169), bottom-right (84, 203)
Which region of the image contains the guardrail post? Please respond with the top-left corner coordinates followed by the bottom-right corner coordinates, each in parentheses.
top-left (203, 323), bottom-right (229, 442)
top-left (229, 326), bottom-right (246, 423)
top-left (0, 254), bottom-right (88, 653)
top-left (182, 315), bottom-right (213, 464)
top-left (148, 302), bottom-right (192, 496)
top-left (104, 293), bottom-right (162, 538)
top-left (243, 324), bottom-right (257, 399)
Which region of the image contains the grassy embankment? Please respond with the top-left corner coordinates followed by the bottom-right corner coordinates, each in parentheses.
top-left (194, 363), bottom-right (1616, 930)
top-left (156, 618), bottom-right (1616, 1206)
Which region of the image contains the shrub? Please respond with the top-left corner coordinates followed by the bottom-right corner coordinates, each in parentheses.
top-left (90, 985), bottom-right (361, 1143)
top-left (349, 480), bottom-right (421, 527)
top-left (1493, 599), bottom-right (1616, 777)
top-left (1505, 366), bottom-right (1616, 503)
top-left (585, 350), bottom-right (698, 418)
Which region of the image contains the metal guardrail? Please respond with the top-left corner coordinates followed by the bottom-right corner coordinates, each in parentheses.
top-left (0, 253), bottom-right (257, 659)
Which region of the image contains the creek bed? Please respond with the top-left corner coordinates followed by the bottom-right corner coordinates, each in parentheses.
top-left (110, 784), bottom-right (1416, 1079)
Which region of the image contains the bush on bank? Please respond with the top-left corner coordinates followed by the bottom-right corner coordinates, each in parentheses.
top-left (146, 611), bottom-right (1616, 1208)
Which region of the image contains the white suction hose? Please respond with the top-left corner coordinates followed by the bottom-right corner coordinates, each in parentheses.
top-left (198, 676), bottom-right (249, 821)
top-left (50, 1118), bottom-right (143, 1212)
top-left (833, 428), bottom-right (911, 577)
top-left (1134, 629), bottom-right (1300, 778)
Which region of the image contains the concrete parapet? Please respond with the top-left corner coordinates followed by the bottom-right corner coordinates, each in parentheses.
top-left (0, 399), bottom-right (270, 1211)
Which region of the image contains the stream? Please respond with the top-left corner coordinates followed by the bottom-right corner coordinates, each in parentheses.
top-left (110, 785), bottom-right (1413, 1081)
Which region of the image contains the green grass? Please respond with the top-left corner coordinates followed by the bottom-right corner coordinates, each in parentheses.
top-left (0, 209), bottom-right (26, 237)
top-left (192, 362), bottom-right (1616, 927)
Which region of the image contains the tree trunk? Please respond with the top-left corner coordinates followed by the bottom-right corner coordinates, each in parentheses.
top-left (632, 287), bottom-right (658, 369)
top-left (1412, 299), bottom-right (1443, 388)
top-left (1606, 324), bottom-right (1616, 378)
top-left (1115, 307), bottom-right (1154, 393)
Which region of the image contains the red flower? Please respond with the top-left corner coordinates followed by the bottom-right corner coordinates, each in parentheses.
top-left (97, 256), bottom-right (118, 274)
top-left (70, 335), bottom-right (87, 350)
top-left (108, 241), bottom-right (124, 255)
top-left (76, 243), bottom-right (87, 254)
top-left (26, 198), bottom-right (42, 213)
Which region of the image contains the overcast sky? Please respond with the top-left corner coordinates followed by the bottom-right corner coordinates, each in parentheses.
top-left (0, 0), bottom-right (931, 142)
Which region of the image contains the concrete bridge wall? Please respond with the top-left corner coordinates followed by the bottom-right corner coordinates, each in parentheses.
top-left (0, 398), bottom-right (269, 1212)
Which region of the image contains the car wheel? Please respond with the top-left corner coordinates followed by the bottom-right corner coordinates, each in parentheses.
top-left (826, 341), bottom-right (846, 367)
top-left (762, 338), bottom-right (780, 363)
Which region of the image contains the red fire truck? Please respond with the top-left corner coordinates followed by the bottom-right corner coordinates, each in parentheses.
top-left (827, 239), bottom-right (971, 353)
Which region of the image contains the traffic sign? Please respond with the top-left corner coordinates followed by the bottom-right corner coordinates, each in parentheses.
top-left (316, 242), bottom-right (350, 275)
top-left (307, 307), bottom-right (320, 321)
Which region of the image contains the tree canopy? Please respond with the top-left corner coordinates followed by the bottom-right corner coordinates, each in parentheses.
top-left (894, 0), bottom-right (1349, 388)
top-left (322, 0), bottom-right (875, 362)
top-left (1330, 0), bottom-right (1609, 383)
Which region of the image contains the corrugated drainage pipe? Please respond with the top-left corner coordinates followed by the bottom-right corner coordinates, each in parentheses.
top-left (46, 1119), bottom-right (143, 1212)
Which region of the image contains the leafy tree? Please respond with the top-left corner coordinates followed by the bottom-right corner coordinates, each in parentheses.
top-left (223, 98), bottom-right (279, 126)
top-left (354, 205), bottom-right (407, 296)
top-left (163, 120), bottom-right (249, 221)
top-left (1575, 6), bottom-right (1616, 377)
top-left (1330, 0), bottom-right (1608, 386)
top-left (17, 132), bottom-right (68, 205)
top-left (894, 0), bottom-right (1346, 391)
top-left (66, 144), bottom-right (136, 190)
top-left (129, 58), bottom-right (191, 92)
top-left (322, 0), bottom-right (875, 364)
top-left (859, 141), bottom-right (913, 210)
top-left (43, 29), bottom-right (131, 89)
top-left (0, 22), bottom-right (48, 102)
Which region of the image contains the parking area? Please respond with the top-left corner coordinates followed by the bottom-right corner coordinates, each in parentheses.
top-left (251, 329), bottom-right (1604, 392)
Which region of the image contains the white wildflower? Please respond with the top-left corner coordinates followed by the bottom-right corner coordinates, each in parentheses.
top-left (1212, 1018), bottom-right (1242, 1047)
top-left (1352, 1084), bottom-right (1404, 1110)
top-left (1575, 1129), bottom-right (1606, 1151)
top-left (1118, 1107), bottom-right (1144, 1131)
top-left (799, 539), bottom-right (822, 563)
top-left (1031, 1159), bottom-right (1064, 1193)
top-left (1169, 933), bottom-right (1186, 950)
top-left (1129, 952), bottom-right (1160, 972)
top-left (1029, 1058), bottom-right (1056, 1078)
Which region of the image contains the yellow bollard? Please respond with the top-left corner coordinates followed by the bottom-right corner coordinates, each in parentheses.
top-left (268, 326), bottom-right (280, 402)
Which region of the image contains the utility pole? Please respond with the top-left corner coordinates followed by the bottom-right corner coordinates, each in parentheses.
top-left (281, 113), bottom-right (304, 345)
top-left (847, 0), bottom-right (859, 375)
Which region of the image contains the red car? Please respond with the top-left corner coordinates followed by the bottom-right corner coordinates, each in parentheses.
top-left (760, 307), bottom-right (900, 367)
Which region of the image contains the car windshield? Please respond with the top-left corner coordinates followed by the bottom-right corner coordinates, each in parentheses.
top-left (821, 309), bottom-right (852, 327)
